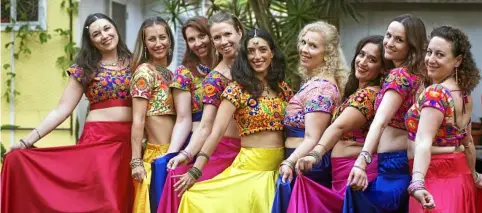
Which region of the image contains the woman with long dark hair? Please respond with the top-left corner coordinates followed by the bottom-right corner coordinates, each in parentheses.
top-left (291, 35), bottom-right (393, 213)
top-left (129, 16), bottom-right (176, 213)
top-left (406, 25), bottom-right (481, 212)
top-left (343, 14), bottom-right (427, 212)
top-left (1, 13), bottom-right (134, 212)
top-left (176, 28), bottom-right (293, 213)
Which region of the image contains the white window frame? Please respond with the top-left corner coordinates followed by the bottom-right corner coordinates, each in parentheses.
top-left (0, 0), bottom-right (47, 31)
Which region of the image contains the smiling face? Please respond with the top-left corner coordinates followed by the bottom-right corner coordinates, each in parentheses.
top-left (383, 21), bottom-right (409, 67)
top-left (355, 43), bottom-right (383, 84)
top-left (210, 22), bottom-right (242, 59)
top-left (298, 31), bottom-right (325, 72)
top-left (425, 36), bottom-right (461, 83)
top-left (247, 37), bottom-right (273, 75)
top-left (89, 18), bottom-right (119, 53)
top-left (185, 26), bottom-right (211, 59)
top-left (144, 24), bottom-right (171, 64)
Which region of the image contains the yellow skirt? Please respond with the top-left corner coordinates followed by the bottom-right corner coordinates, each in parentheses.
top-left (178, 147), bottom-right (284, 213)
top-left (133, 143), bottom-right (169, 213)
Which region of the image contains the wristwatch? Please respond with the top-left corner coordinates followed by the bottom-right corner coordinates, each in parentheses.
top-left (359, 151), bottom-right (372, 164)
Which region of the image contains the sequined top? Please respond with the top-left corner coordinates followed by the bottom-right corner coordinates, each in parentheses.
top-left (67, 64), bottom-right (131, 105)
top-left (332, 88), bottom-right (378, 143)
top-left (375, 67), bottom-right (422, 130)
top-left (405, 85), bottom-right (467, 146)
top-left (284, 78), bottom-right (341, 129)
top-left (130, 63), bottom-right (175, 116)
top-left (222, 81), bottom-right (294, 137)
top-left (170, 65), bottom-right (211, 114)
top-left (202, 70), bottom-right (232, 107)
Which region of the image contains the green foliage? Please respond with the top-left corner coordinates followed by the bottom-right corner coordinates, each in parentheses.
top-left (1, 143), bottom-right (6, 163)
top-left (158, 0), bottom-right (361, 90)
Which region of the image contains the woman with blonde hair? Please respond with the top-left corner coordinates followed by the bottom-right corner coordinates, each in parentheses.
top-left (272, 21), bottom-right (347, 213)
top-left (129, 16), bottom-right (176, 213)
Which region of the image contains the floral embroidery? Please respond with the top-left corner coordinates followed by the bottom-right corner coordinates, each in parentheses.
top-left (332, 88), bottom-right (378, 142)
top-left (66, 64), bottom-right (131, 104)
top-left (202, 70), bottom-right (231, 107)
top-left (170, 65), bottom-right (210, 114)
top-left (284, 78), bottom-right (341, 129)
top-left (405, 84), bottom-right (467, 146)
top-left (222, 81), bottom-right (293, 136)
top-left (130, 63), bottom-right (175, 116)
top-left (375, 67), bottom-right (421, 130)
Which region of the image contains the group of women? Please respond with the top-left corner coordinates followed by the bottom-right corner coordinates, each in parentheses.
top-left (1, 10), bottom-right (481, 213)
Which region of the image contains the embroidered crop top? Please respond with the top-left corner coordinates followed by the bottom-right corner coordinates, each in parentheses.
top-left (130, 63), bottom-right (175, 116)
top-left (202, 70), bottom-right (232, 107)
top-left (222, 81), bottom-right (294, 136)
top-left (375, 67), bottom-right (421, 130)
top-left (170, 65), bottom-right (211, 115)
top-left (284, 78), bottom-right (341, 129)
top-left (67, 64), bottom-right (132, 109)
top-left (405, 85), bottom-right (467, 146)
top-left (332, 88), bottom-right (378, 143)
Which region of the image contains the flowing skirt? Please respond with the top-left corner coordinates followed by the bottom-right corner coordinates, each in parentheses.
top-left (271, 148), bottom-right (332, 213)
top-left (287, 155), bottom-right (378, 213)
top-left (1, 121), bottom-right (134, 213)
top-left (150, 133), bottom-right (192, 213)
top-left (133, 143), bottom-right (169, 213)
top-left (343, 150), bottom-right (410, 213)
top-left (408, 152), bottom-right (476, 213)
top-left (178, 147), bottom-right (284, 213)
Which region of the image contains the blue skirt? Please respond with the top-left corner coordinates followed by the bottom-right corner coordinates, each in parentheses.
top-left (343, 150), bottom-right (410, 213)
top-left (271, 148), bottom-right (332, 213)
top-left (150, 132), bottom-right (192, 213)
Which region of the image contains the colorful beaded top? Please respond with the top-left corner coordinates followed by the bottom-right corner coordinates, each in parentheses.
top-left (222, 81), bottom-right (294, 137)
top-left (284, 78), bottom-right (341, 129)
top-left (202, 70), bottom-right (232, 107)
top-left (332, 88), bottom-right (378, 143)
top-left (66, 64), bottom-right (131, 105)
top-left (130, 63), bottom-right (175, 116)
top-left (405, 84), bottom-right (467, 146)
top-left (170, 65), bottom-right (211, 114)
top-left (375, 67), bottom-right (422, 130)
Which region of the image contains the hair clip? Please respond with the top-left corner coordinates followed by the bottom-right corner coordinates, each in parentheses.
top-left (85, 26), bottom-right (89, 30)
top-left (253, 29), bottom-right (259, 45)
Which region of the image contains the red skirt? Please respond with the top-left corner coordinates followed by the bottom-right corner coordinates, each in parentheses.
top-left (1, 121), bottom-right (134, 213)
top-left (409, 152), bottom-right (476, 213)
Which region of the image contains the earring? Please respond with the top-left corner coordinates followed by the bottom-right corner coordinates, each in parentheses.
top-left (455, 66), bottom-right (459, 84)
top-left (169, 48), bottom-right (173, 56)
top-left (215, 50), bottom-right (219, 58)
top-left (323, 56), bottom-right (329, 62)
top-left (144, 47), bottom-right (147, 59)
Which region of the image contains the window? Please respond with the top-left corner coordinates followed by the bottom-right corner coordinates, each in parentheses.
top-left (1, 0), bottom-right (47, 31)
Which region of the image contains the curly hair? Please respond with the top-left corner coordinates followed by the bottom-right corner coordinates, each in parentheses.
top-left (297, 21), bottom-right (348, 95)
top-left (231, 28), bottom-right (286, 98)
top-left (429, 25), bottom-right (481, 93)
top-left (390, 14), bottom-right (427, 81)
top-left (181, 16), bottom-right (215, 77)
top-left (343, 35), bottom-right (395, 100)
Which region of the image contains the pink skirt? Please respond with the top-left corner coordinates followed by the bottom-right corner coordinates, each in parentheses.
top-left (157, 136), bottom-right (241, 213)
top-left (409, 152), bottom-right (476, 213)
top-left (287, 155), bottom-right (378, 213)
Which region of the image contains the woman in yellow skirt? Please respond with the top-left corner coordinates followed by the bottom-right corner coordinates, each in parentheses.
top-left (129, 16), bottom-right (176, 213)
top-left (172, 28), bottom-right (294, 213)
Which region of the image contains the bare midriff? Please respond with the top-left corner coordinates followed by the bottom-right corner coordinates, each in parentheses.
top-left (242, 131), bottom-right (284, 148)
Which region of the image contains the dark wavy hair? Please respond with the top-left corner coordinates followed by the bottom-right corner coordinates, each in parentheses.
top-left (208, 11), bottom-right (244, 65)
top-left (76, 13), bottom-right (131, 86)
top-left (344, 35), bottom-right (395, 100)
top-left (131, 16), bottom-right (175, 70)
top-left (390, 14), bottom-right (427, 81)
top-left (231, 28), bottom-right (286, 98)
top-left (181, 16), bottom-right (215, 77)
top-left (429, 26), bottom-right (481, 93)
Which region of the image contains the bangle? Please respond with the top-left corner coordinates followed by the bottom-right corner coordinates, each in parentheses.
top-left (407, 179), bottom-right (426, 195)
top-left (280, 159), bottom-right (294, 170)
top-left (130, 158), bottom-right (144, 169)
top-left (315, 144), bottom-right (328, 153)
top-left (34, 128), bottom-right (42, 140)
top-left (188, 167), bottom-right (203, 180)
top-left (307, 151), bottom-right (322, 164)
top-left (353, 165), bottom-right (366, 172)
top-left (412, 171), bottom-right (425, 179)
top-left (180, 150), bottom-right (193, 162)
top-left (292, 152), bottom-right (301, 160)
top-left (19, 139), bottom-right (30, 148)
top-left (196, 151), bottom-right (210, 161)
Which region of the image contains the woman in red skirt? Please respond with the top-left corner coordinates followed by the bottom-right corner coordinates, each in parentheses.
top-left (406, 25), bottom-right (481, 212)
top-left (1, 13), bottom-right (134, 213)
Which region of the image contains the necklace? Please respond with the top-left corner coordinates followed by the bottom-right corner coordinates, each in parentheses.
top-left (155, 65), bottom-right (172, 81)
top-left (263, 85), bottom-right (270, 95)
top-left (197, 63), bottom-right (210, 75)
top-left (100, 58), bottom-right (121, 67)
